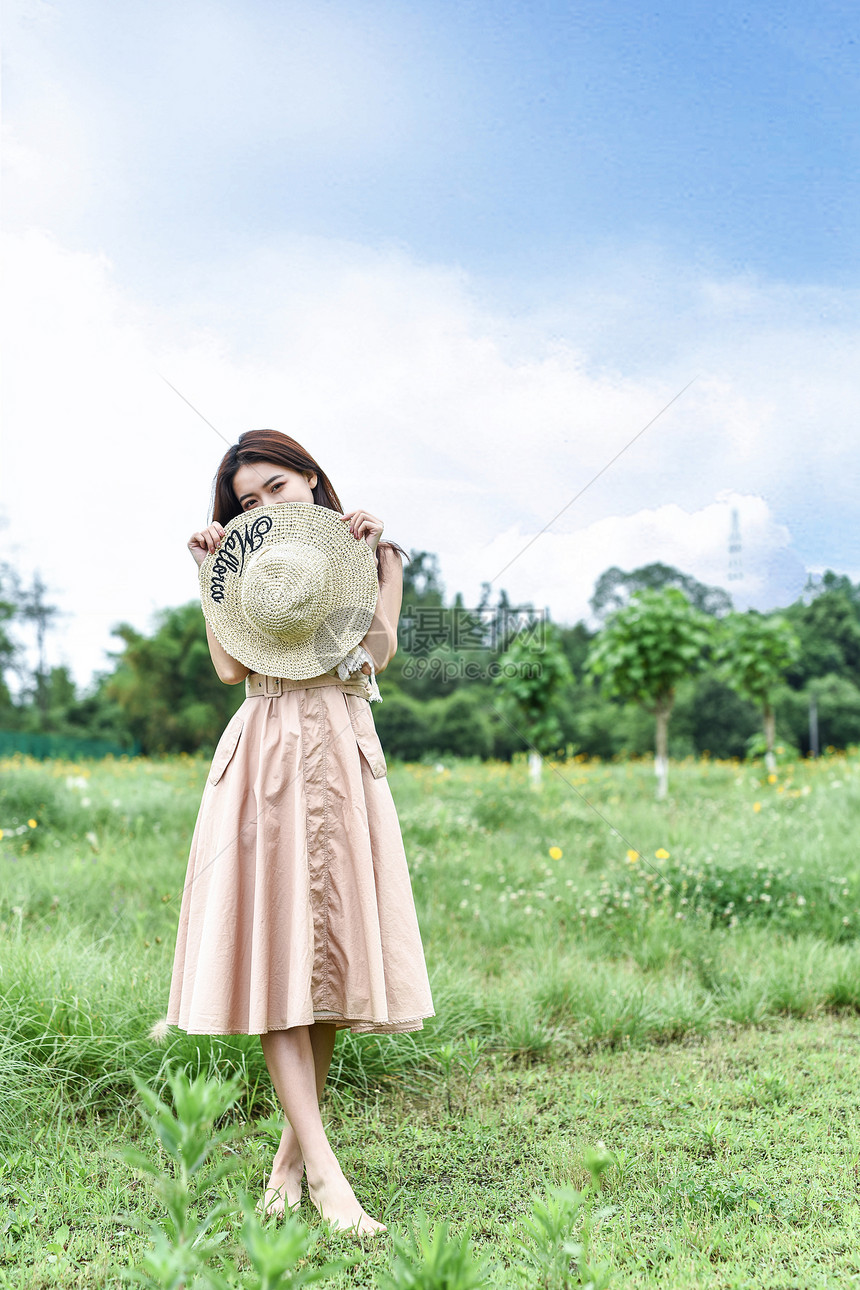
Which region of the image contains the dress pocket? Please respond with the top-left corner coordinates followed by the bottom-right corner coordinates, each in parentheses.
top-left (346, 695), bottom-right (388, 779)
top-left (209, 716), bottom-right (245, 786)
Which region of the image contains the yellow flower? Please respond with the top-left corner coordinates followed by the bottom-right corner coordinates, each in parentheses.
top-left (753, 801), bottom-right (762, 812)
top-left (27, 819), bottom-right (37, 829)
top-left (0, 829), bottom-right (3, 841)
top-left (767, 773), bottom-right (777, 784)
top-left (548, 846), bottom-right (563, 860)
top-left (626, 850), bottom-right (640, 864)
top-left (655, 848), bottom-right (670, 860)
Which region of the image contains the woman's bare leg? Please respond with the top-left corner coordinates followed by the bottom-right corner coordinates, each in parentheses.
top-left (262, 1023), bottom-right (337, 1212)
top-left (260, 1025), bottom-right (385, 1234)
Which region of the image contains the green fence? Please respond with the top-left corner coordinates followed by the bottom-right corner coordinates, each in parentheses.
top-left (0, 731), bottom-right (140, 760)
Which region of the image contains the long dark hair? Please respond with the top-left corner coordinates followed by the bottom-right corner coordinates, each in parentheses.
top-left (210, 430), bottom-right (407, 582)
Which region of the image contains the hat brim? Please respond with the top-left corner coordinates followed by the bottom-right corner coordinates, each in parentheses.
top-left (198, 503), bottom-right (379, 679)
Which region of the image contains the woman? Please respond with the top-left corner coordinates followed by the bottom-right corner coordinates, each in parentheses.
top-left (167, 430), bottom-right (434, 1236)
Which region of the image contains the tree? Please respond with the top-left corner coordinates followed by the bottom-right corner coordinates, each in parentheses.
top-left (590, 563), bottom-right (733, 621)
top-left (493, 621), bottom-right (573, 785)
top-left (586, 588), bottom-right (713, 799)
top-left (107, 603), bottom-right (244, 753)
top-left (784, 578), bottom-right (860, 685)
top-left (372, 689), bottom-right (433, 761)
top-left (0, 561), bottom-right (20, 715)
top-left (18, 571), bottom-right (62, 729)
top-left (715, 611), bottom-right (801, 771)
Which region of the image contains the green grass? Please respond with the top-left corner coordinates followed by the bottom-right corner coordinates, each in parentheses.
top-left (1, 747), bottom-right (860, 1285)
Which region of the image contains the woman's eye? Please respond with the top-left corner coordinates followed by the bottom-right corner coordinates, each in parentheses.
top-left (271, 482), bottom-right (282, 492)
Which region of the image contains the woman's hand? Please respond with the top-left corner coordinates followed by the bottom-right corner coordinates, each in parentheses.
top-left (188, 522), bottom-right (226, 567)
top-left (340, 509), bottom-right (383, 554)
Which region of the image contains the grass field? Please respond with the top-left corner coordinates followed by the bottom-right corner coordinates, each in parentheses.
top-left (2, 746), bottom-right (860, 1286)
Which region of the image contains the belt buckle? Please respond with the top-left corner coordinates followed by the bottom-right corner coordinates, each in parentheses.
top-left (264, 675), bottom-right (282, 696)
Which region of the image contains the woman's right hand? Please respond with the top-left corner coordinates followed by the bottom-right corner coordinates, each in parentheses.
top-left (188, 522), bottom-right (226, 567)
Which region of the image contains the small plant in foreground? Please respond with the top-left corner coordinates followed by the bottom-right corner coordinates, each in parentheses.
top-left (120, 1067), bottom-right (350, 1289)
top-left (432, 1036), bottom-right (488, 1115)
top-left (120, 1068), bottom-right (243, 1287)
top-left (376, 1212), bottom-right (492, 1289)
top-left (513, 1147), bottom-right (615, 1289)
top-left (239, 1201), bottom-right (353, 1289)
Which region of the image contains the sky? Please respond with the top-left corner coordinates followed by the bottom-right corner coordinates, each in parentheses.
top-left (2, 0), bottom-right (859, 685)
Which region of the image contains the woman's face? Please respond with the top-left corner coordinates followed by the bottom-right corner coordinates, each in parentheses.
top-left (233, 461), bottom-right (318, 512)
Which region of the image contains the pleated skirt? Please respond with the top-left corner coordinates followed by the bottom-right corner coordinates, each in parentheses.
top-left (166, 679), bottom-right (434, 1035)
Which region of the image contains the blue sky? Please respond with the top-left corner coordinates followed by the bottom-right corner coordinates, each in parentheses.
top-left (2, 0), bottom-right (859, 681)
top-left (11, 0), bottom-right (857, 285)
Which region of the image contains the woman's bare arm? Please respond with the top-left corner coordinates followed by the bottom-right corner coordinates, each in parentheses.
top-left (206, 622), bottom-right (251, 685)
top-left (361, 545), bottom-right (403, 674)
top-left (188, 521), bottom-right (251, 684)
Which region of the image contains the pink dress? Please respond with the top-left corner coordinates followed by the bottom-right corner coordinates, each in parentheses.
top-left (167, 670), bottom-right (434, 1035)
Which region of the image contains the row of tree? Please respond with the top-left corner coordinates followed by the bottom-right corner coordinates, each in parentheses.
top-left (499, 587), bottom-right (798, 795)
top-left (1, 554), bottom-right (859, 763)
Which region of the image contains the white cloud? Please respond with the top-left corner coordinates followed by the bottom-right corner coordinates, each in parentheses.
top-left (1, 229), bottom-right (855, 686)
top-left (470, 493), bottom-right (806, 627)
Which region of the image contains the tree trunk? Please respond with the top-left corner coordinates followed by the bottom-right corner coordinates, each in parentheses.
top-left (763, 704), bottom-right (776, 773)
top-left (528, 749), bottom-right (543, 788)
top-left (654, 694), bottom-right (674, 801)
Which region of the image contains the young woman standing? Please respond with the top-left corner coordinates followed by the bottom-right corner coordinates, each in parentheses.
top-left (168, 430), bottom-right (434, 1236)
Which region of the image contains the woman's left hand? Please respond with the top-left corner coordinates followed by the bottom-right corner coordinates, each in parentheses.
top-left (340, 508), bottom-right (384, 554)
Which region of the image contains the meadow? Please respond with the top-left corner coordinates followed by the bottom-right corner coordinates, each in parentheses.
top-left (2, 746), bottom-right (860, 1287)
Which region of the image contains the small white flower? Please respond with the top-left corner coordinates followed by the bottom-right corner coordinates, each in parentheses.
top-left (149, 1019), bottom-right (170, 1045)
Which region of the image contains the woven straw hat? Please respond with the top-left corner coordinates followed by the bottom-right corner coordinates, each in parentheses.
top-left (198, 503), bottom-right (379, 680)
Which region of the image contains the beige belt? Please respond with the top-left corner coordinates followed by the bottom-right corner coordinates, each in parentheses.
top-left (245, 671), bottom-right (371, 700)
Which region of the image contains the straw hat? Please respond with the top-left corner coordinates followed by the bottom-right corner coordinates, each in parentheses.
top-left (198, 503), bottom-right (379, 680)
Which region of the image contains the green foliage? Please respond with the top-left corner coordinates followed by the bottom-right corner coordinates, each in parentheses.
top-left (108, 603), bottom-right (244, 754)
top-left (493, 624), bottom-right (573, 754)
top-left (556, 622), bottom-right (596, 682)
top-left (586, 589), bottom-right (713, 712)
top-left (238, 1204), bottom-right (349, 1289)
top-left (7, 753), bottom-right (860, 1283)
top-left (402, 551), bottom-right (446, 612)
top-left (373, 689), bottom-right (433, 761)
top-left (0, 559), bottom-right (20, 705)
top-left (671, 676), bottom-right (760, 760)
top-left (121, 1068), bottom-right (244, 1287)
top-left (715, 612), bottom-right (800, 711)
top-left (433, 690), bottom-right (494, 759)
top-left (590, 563), bottom-right (732, 621)
top-left (377, 1214), bottom-right (492, 1289)
top-left (785, 576), bottom-right (860, 684)
top-left (512, 1170), bottom-right (615, 1290)
top-left (122, 1068), bottom-right (352, 1289)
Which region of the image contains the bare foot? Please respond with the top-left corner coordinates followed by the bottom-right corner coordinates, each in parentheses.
top-left (308, 1168), bottom-right (386, 1236)
top-left (258, 1163), bottom-right (304, 1218)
